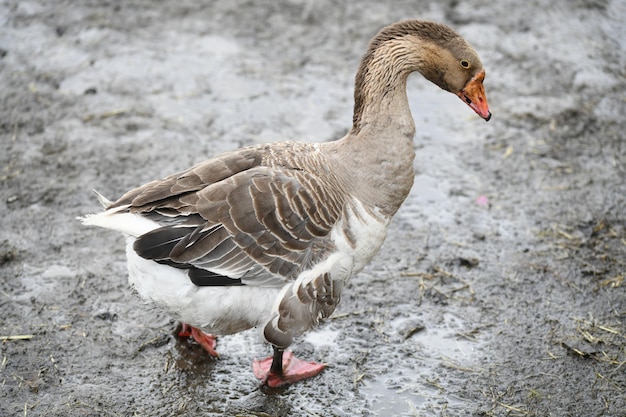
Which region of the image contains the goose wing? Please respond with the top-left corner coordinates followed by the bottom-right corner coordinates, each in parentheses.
top-left (110, 146), bottom-right (343, 288)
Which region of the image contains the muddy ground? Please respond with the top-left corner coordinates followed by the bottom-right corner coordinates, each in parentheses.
top-left (1, 0), bottom-right (624, 416)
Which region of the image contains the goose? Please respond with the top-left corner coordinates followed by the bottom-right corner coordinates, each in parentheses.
top-left (80, 19), bottom-right (491, 388)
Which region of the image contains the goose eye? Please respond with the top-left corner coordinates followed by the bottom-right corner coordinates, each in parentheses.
top-left (460, 59), bottom-right (470, 69)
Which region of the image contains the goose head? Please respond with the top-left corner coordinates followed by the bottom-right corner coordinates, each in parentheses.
top-left (353, 20), bottom-right (492, 129)
top-left (418, 26), bottom-right (492, 121)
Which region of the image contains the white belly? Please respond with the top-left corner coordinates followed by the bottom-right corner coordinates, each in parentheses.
top-left (125, 237), bottom-right (280, 335)
top-left (331, 199), bottom-right (390, 277)
top-left (121, 198), bottom-right (389, 337)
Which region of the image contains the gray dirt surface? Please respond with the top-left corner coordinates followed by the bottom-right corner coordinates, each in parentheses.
top-left (1, 0), bottom-right (624, 416)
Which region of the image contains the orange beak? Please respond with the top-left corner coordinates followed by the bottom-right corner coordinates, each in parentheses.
top-left (456, 69), bottom-right (491, 121)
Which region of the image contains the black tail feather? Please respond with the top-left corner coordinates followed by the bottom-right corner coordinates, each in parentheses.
top-left (133, 227), bottom-right (194, 260)
top-left (188, 268), bottom-right (243, 286)
top-left (134, 226), bottom-right (244, 287)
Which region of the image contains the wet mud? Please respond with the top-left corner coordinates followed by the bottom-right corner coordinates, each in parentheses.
top-left (1, 1), bottom-right (624, 416)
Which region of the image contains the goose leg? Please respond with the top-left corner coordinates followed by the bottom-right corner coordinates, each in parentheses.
top-left (252, 346), bottom-right (325, 387)
top-left (176, 323), bottom-right (219, 357)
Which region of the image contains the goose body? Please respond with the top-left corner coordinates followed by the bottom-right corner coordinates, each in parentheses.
top-left (81, 19), bottom-right (490, 386)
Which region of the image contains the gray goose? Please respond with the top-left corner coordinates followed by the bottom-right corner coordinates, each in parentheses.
top-left (81, 19), bottom-right (491, 387)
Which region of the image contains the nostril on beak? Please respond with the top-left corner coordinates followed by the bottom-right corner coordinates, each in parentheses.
top-left (465, 97), bottom-right (472, 104)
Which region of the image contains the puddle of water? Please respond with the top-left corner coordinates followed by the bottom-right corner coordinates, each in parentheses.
top-left (391, 312), bottom-right (478, 360)
top-left (304, 326), bottom-right (341, 349)
top-left (366, 369), bottom-right (437, 416)
top-left (364, 310), bottom-right (479, 415)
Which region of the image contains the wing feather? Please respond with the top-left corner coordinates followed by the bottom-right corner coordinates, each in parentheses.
top-left (116, 144), bottom-right (345, 288)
